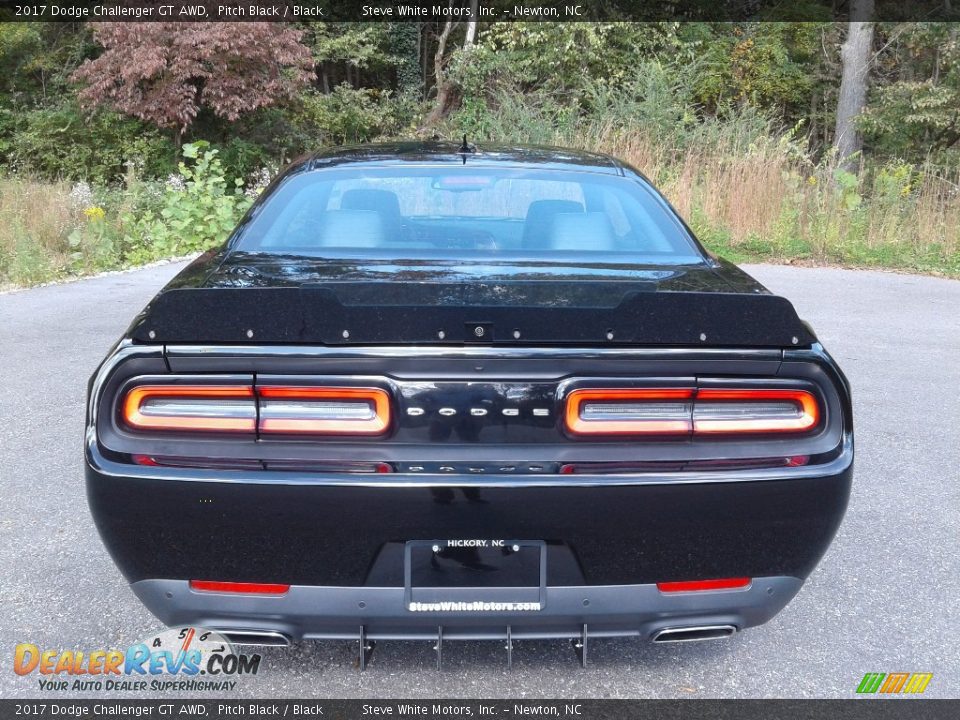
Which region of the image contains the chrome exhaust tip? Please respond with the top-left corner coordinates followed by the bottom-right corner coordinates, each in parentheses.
top-left (220, 630), bottom-right (292, 647)
top-left (651, 625), bottom-right (737, 643)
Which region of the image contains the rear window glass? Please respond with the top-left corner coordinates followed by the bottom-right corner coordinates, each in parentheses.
top-left (235, 167), bottom-right (704, 263)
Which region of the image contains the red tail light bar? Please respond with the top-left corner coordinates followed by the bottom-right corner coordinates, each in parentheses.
top-left (657, 577), bottom-right (752, 593)
top-left (566, 387), bottom-right (820, 437)
top-left (189, 580), bottom-right (290, 595)
top-left (121, 384), bottom-right (392, 436)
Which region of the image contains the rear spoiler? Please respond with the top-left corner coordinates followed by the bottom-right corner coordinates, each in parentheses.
top-left (128, 286), bottom-right (815, 348)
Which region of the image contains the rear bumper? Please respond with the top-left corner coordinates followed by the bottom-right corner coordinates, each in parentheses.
top-left (86, 438), bottom-right (851, 639)
top-left (132, 576), bottom-right (803, 642)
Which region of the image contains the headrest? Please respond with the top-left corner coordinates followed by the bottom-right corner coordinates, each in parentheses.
top-left (548, 212), bottom-right (616, 251)
top-left (522, 199), bottom-right (585, 249)
top-left (318, 210), bottom-right (384, 248)
top-left (341, 189), bottom-right (402, 221)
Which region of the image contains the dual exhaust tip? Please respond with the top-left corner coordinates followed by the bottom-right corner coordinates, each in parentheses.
top-left (221, 630), bottom-right (291, 647)
top-left (651, 624), bottom-right (737, 643)
top-left (220, 625), bottom-right (736, 647)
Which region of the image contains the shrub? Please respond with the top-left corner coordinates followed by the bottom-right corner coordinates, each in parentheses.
top-left (122, 141), bottom-right (252, 264)
top-left (294, 85), bottom-right (413, 146)
top-left (1, 100), bottom-right (174, 183)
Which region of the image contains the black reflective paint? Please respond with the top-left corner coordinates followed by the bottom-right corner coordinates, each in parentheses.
top-left (130, 283), bottom-right (812, 347)
top-left (86, 461), bottom-right (851, 587)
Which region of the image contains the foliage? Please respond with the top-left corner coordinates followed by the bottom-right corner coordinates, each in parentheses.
top-left (859, 24), bottom-right (960, 163)
top-left (0, 22), bottom-right (94, 98)
top-left (121, 142), bottom-right (252, 264)
top-left (294, 85), bottom-right (412, 145)
top-left (1, 99), bottom-right (174, 183)
top-left (388, 23), bottom-right (422, 98)
top-left (693, 23), bottom-right (821, 119)
top-left (452, 23), bottom-right (687, 95)
top-left (71, 23), bottom-right (314, 136)
top-left (3, 20), bottom-right (960, 285)
top-left (306, 23), bottom-right (395, 71)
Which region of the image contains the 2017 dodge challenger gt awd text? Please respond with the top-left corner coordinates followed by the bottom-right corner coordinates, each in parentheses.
top-left (85, 142), bottom-right (852, 666)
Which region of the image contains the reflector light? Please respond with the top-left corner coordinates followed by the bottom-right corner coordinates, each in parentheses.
top-left (559, 456), bottom-right (809, 474)
top-left (565, 389), bottom-right (695, 435)
top-left (132, 455), bottom-right (262, 470)
top-left (693, 389), bottom-right (819, 434)
top-left (133, 455), bottom-right (393, 473)
top-left (122, 385), bottom-right (255, 433)
top-left (189, 580), bottom-right (290, 595)
top-left (657, 577), bottom-right (751, 593)
top-left (257, 386), bottom-right (391, 435)
top-left (264, 460), bottom-right (393, 473)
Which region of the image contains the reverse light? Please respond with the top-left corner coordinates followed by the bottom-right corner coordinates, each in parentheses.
top-left (257, 386), bottom-right (391, 435)
top-left (189, 580), bottom-right (290, 595)
top-left (657, 577), bottom-right (752, 593)
top-left (121, 385), bottom-right (256, 433)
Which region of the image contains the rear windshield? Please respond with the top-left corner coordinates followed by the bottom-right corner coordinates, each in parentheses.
top-left (234, 167), bottom-right (705, 263)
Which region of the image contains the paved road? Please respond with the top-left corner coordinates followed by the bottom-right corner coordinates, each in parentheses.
top-left (1, 263), bottom-right (958, 699)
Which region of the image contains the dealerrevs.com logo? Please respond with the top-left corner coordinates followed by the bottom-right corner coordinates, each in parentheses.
top-left (14, 627), bottom-right (260, 692)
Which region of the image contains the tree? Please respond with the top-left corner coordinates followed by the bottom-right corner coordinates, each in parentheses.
top-left (421, 2), bottom-right (461, 128)
top-left (464, 0), bottom-right (479, 47)
top-left (388, 23), bottom-right (423, 99)
top-left (860, 24), bottom-right (960, 163)
top-left (71, 22), bottom-right (314, 144)
top-left (834, 0), bottom-right (875, 172)
top-left (305, 23), bottom-right (396, 93)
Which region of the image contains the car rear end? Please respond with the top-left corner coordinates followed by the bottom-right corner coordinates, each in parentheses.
top-left (86, 338), bottom-right (852, 649)
top-left (84, 144), bottom-right (853, 658)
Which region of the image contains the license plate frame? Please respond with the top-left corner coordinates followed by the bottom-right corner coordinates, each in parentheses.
top-left (404, 540), bottom-right (547, 611)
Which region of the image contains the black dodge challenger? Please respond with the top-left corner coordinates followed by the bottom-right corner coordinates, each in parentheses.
top-left (85, 142), bottom-right (852, 666)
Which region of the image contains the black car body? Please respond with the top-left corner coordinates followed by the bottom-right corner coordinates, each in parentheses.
top-left (85, 143), bottom-right (852, 659)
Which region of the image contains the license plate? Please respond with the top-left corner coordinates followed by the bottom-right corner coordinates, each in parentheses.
top-left (404, 540), bottom-right (546, 612)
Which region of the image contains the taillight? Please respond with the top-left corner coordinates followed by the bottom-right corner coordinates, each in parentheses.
top-left (657, 577), bottom-right (751, 593)
top-left (565, 389), bottom-right (695, 435)
top-left (693, 389), bottom-right (819, 434)
top-left (565, 387), bottom-right (820, 437)
top-left (257, 386), bottom-right (391, 435)
top-left (189, 580), bottom-right (290, 595)
top-left (121, 385), bottom-right (256, 433)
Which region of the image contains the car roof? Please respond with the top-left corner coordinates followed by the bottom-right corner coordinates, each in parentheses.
top-left (301, 141), bottom-right (626, 176)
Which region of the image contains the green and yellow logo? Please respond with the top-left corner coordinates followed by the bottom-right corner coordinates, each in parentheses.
top-left (856, 673), bottom-right (933, 694)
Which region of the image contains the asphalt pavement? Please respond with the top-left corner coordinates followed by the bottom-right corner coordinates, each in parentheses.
top-left (1, 262), bottom-right (958, 699)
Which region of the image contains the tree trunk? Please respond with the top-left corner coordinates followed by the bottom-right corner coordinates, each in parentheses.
top-left (833, 0), bottom-right (874, 173)
top-left (421, 8), bottom-right (459, 128)
top-left (465, 0), bottom-right (478, 46)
